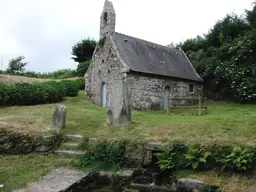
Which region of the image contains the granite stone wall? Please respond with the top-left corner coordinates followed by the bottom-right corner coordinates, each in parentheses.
top-left (85, 36), bottom-right (123, 108)
top-left (85, 36), bottom-right (131, 127)
top-left (126, 72), bottom-right (202, 110)
top-left (0, 129), bottom-right (60, 154)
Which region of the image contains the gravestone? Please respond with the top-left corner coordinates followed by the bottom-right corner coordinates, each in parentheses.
top-left (52, 104), bottom-right (67, 130)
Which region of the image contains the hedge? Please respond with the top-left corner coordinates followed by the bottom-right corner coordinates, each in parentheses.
top-left (59, 80), bottom-right (79, 97)
top-left (74, 77), bottom-right (85, 90)
top-left (0, 80), bottom-right (81, 106)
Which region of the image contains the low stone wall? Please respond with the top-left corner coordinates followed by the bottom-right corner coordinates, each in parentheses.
top-left (0, 129), bottom-right (60, 154)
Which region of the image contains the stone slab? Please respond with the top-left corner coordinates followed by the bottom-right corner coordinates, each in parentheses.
top-left (13, 168), bottom-right (88, 192)
top-left (55, 150), bottom-right (86, 156)
top-left (66, 134), bottom-right (83, 142)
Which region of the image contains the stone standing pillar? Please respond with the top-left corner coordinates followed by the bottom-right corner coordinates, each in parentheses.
top-left (106, 77), bottom-right (131, 128)
top-left (52, 104), bottom-right (67, 130)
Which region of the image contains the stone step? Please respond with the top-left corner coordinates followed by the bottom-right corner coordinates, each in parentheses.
top-left (63, 143), bottom-right (79, 147)
top-left (55, 150), bottom-right (86, 156)
top-left (65, 134), bottom-right (83, 142)
top-left (60, 143), bottom-right (80, 150)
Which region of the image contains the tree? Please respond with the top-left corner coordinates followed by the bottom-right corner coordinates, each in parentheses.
top-left (177, 5), bottom-right (256, 102)
top-left (71, 38), bottom-right (97, 63)
top-left (76, 61), bottom-right (91, 77)
top-left (7, 56), bottom-right (28, 74)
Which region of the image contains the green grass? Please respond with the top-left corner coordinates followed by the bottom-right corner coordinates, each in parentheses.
top-left (176, 170), bottom-right (256, 192)
top-left (0, 154), bottom-right (76, 192)
top-left (0, 91), bottom-right (256, 146)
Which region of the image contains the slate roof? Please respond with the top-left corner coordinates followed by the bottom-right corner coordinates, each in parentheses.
top-left (112, 32), bottom-right (203, 82)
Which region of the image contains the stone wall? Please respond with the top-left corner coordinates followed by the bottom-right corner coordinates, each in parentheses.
top-left (86, 36), bottom-right (123, 108)
top-left (126, 72), bottom-right (202, 110)
top-left (85, 36), bottom-right (131, 127)
top-left (86, 37), bottom-right (202, 112)
top-left (0, 129), bottom-right (60, 154)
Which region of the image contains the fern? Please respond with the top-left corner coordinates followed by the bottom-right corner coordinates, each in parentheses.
top-left (154, 147), bottom-right (176, 171)
top-left (185, 146), bottom-right (211, 170)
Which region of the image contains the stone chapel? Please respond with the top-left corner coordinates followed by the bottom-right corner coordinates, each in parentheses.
top-left (85, 0), bottom-right (203, 124)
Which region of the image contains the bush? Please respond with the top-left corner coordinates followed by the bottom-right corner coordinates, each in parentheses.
top-left (78, 140), bottom-right (134, 170)
top-left (74, 77), bottom-right (85, 90)
top-left (154, 146), bottom-right (176, 171)
top-left (76, 61), bottom-right (90, 77)
top-left (217, 146), bottom-right (255, 171)
top-left (5, 82), bottom-right (66, 105)
top-left (185, 145), bottom-right (211, 170)
top-left (59, 80), bottom-right (79, 97)
top-left (0, 80), bottom-right (79, 106)
top-left (0, 83), bottom-right (9, 105)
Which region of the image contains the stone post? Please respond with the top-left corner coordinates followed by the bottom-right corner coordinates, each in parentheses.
top-left (52, 104), bottom-right (67, 130)
top-left (106, 77), bottom-right (131, 128)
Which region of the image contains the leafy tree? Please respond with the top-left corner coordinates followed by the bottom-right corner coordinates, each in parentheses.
top-left (71, 38), bottom-right (97, 63)
top-left (7, 56), bottom-right (28, 74)
top-left (246, 2), bottom-right (256, 28)
top-left (76, 61), bottom-right (91, 77)
top-left (177, 4), bottom-right (256, 102)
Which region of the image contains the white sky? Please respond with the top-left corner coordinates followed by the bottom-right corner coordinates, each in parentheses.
top-left (0, 0), bottom-right (254, 72)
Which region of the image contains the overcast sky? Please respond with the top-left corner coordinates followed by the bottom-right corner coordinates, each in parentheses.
top-left (0, 0), bottom-right (254, 72)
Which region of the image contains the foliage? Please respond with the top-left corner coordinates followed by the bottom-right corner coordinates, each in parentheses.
top-left (154, 147), bottom-right (176, 171)
top-left (5, 82), bottom-right (64, 105)
top-left (217, 146), bottom-right (255, 171)
top-left (74, 77), bottom-right (85, 90)
top-left (99, 37), bottom-right (106, 47)
top-left (185, 145), bottom-right (211, 170)
top-left (0, 80), bottom-right (79, 106)
top-left (6, 56), bottom-right (28, 74)
top-left (76, 61), bottom-right (91, 77)
top-left (1, 69), bottom-right (78, 79)
top-left (59, 80), bottom-right (79, 97)
top-left (78, 140), bottom-right (133, 170)
top-left (0, 83), bottom-right (9, 105)
top-left (178, 5), bottom-right (256, 102)
top-left (71, 38), bottom-right (97, 63)
top-left (36, 69), bottom-right (77, 79)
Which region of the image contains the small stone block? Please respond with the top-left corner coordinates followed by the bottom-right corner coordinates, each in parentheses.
top-left (178, 178), bottom-right (204, 190)
top-left (52, 104), bottom-right (67, 129)
top-left (88, 138), bottom-right (97, 145)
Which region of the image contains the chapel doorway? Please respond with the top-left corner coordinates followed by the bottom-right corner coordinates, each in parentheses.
top-left (101, 82), bottom-right (107, 107)
top-left (164, 85), bottom-right (170, 110)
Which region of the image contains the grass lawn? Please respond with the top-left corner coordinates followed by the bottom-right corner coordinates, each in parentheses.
top-left (0, 91), bottom-right (256, 146)
top-left (1, 154), bottom-right (256, 192)
top-left (176, 170), bottom-right (256, 192)
top-left (0, 154), bottom-right (76, 192)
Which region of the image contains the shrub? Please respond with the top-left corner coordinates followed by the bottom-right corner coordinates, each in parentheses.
top-left (0, 83), bottom-right (9, 105)
top-left (74, 77), bottom-right (85, 90)
top-left (185, 145), bottom-right (211, 170)
top-left (59, 80), bottom-right (79, 97)
top-left (154, 146), bottom-right (176, 171)
top-left (5, 82), bottom-right (66, 105)
top-left (98, 37), bottom-right (106, 47)
top-left (0, 80), bottom-right (80, 106)
top-left (76, 61), bottom-right (90, 77)
top-left (217, 146), bottom-right (255, 171)
top-left (78, 140), bottom-right (133, 170)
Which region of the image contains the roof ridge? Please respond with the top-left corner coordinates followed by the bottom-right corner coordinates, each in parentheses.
top-left (114, 32), bottom-right (180, 53)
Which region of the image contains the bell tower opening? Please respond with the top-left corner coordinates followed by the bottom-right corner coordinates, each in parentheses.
top-left (103, 12), bottom-right (108, 26)
top-left (100, 0), bottom-right (116, 39)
